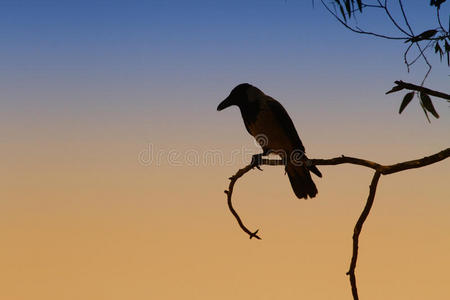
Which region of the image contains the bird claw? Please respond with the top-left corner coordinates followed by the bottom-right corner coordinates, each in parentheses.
top-left (251, 154), bottom-right (263, 171)
top-left (251, 160), bottom-right (263, 171)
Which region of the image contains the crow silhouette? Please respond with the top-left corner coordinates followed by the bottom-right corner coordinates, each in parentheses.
top-left (218, 83), bottom-right (321, 199)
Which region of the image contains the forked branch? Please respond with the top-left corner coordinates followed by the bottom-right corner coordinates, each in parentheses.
top-left (223, 147), bottom-right (449, 299)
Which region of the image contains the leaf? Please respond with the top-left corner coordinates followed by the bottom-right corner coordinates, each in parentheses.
top-left (344, 0), bottom-right (351, 18)
top-left (420, 101), bottom-right (431, 123)
top-left (445, 39), bottom-right (450, 52)
top-left (386, 85), bottom-right (404, 94)
top-left (407, 29), bottom-right (438, 43)
top-left (399, 92), bottom-right (414, 114)
top-left (430, 0), bottom-right (446, 9)
top-left (435, 41), bottom-right (444, 61)
top-left (418, 29), bottom-right (438, 39)
top-left (335, 0), bottom-right (347, 22)
top-left (334, 0), bottom-right (347, 23)
top-left (444, 40), bottom-right (450, 67)
top-left (356, 0), bottom-right (363, 12)
top-left (420, 92), bottom-right (440, 119)
top-left (434, 41), bottom-right (442, 54)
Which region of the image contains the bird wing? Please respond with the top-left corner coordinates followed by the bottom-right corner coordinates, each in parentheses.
top-left (266, 97), bottom-right (305, 152)
top-left (266, 97), bottom-right (322, 178)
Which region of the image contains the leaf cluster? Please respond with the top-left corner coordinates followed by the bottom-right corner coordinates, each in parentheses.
top-left (333, 0), bottom-right (447, 19)
top-left (386, 84), bottom-right (442, 122)
top-left (326, 0), bottom-right (449, 121)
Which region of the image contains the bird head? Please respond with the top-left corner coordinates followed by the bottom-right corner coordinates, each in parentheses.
top-left (217, 83), bottom-right (260, 111)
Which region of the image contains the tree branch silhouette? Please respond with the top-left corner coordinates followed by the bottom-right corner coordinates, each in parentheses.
top-left (224, 158), bottom-right (286, 240)
top-left (346, 170), bottom-right (380, 300)
top-left (319, 0), bottom-right (450, 119)
top-left (386, 80), bottom-right (450, 102)
top-left (223, 147), bottom-right (450, 300)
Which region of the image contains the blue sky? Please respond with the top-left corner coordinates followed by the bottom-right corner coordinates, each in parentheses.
top-left (1, 1), bottom-right (448, 126)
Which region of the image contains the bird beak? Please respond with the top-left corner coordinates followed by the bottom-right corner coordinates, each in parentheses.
top-left (217, 96), bottom-right (233, 111)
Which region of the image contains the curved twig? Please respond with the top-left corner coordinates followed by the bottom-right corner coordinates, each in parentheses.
top-left (225, 158), bottom-right (287, 239)
top-left (225, 163), bottom-right (262, 239)
top-left (225, 159), bottom-right (290, 239)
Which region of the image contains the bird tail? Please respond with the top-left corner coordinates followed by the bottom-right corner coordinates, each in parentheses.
top-left (309, 164), bottom-right (322, 178)
top-left (285, 162), bottom-right (318, 199)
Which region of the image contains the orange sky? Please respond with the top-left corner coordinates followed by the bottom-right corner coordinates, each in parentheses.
top-left (2, 105), bottom-right (449, 299)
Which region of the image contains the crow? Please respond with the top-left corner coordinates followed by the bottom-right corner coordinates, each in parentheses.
top-left (217, 83), bottom-right (322, 199)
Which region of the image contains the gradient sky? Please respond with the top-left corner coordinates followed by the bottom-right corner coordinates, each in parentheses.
top-left (1, 1), bottom-right (449, 300)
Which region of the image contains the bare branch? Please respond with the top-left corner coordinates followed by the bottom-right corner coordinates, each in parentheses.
top-left (387, 80), bottom-right (450, 101)
top-left (346, 171), bottom-right (381, 300)
top-left (436, 7), bottom-right (446, 33)
top-left (416, 42), bottom-right (433, 85)
top-left (408, 40), bottom-right (434, 67)
top-left (311, 148), bottom-right (450, 174)
top-left (320, 0), bottom-right (407, 40)
top-left (223, 148), bottom-right (450, 299)
top-left (378, 0), bottom-right (412, 37)
top-left (398, 0), bottom-right (414, 36)
top-left (403, 42), bottom-right (414, 72)
top-left (225, 148), bottom-right (449, 238)
top-left (225, 163), bottom-right (262, 239)
top-left (310, 155), bottom-right (383, 170)
top-left (380, 148), bottom-right (450, 174)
